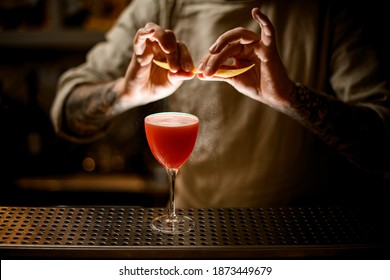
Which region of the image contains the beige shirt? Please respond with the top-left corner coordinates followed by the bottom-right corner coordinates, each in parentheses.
top-left (51, 0), bottom-right (390, 208)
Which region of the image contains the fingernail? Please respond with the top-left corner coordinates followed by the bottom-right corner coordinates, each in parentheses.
top-left (253, 9), bottom-right (265, 24)
top-left (185, 61), bottom-right (193, 72)
top-left (209, 43), bottom-right (218, 53)
top-left (204, 65), bottom-right (213, 76)
top-left (197, 62), bottom-right (204, 71)
top-left (263, 28), bottom-right (271, 36)
top-left (257, 15), bottom-right (266, 26)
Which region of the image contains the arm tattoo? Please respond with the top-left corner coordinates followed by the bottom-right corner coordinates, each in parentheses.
top-left (65, 83), bottom-right (118, 138)
top-left (288, 83), bottom-right (389, 172)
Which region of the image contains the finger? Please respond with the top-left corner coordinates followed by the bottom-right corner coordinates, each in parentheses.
top-left (164, 42), bottom-right (180, 73)
top-left (156, 29), bottom-right (180, 71)
top-left (168, 70), bottom-right (195, 82)
top-left (202, 43), bottom-right (244, 77)
top-left (143, 23), bottom-right (180, 71)
top-left (251, 7), bottom-right (274, 46)
top-left (144, 22), bottom-right (177, 54)
top-left (133, 27), bottom-right (155, 56)
top-left (177, 42), bottom-right (194, 72)
top-left (208, 27), bottom-right (260, 54)
top-left (196, 53), bottom-right (211, 74)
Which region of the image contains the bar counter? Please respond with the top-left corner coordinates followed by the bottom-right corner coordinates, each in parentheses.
top-left (0, 206), bottom-right (388, 259)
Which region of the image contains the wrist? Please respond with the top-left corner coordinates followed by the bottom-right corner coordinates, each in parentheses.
top-left (107, 78), bottom-right (133, 117)
top-left (271, 80), bottom-right (295, 112)
top-left (109, 77), bottom-right (147, 116)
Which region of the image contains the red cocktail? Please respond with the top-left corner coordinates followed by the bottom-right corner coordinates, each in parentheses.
top-left (145, 112), bottom-right (199, 169)
top-left (145, 112), bottom-right (199, 234)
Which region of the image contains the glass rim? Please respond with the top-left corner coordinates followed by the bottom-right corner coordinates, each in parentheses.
top-left (144, 111), bottom-right (199, 123)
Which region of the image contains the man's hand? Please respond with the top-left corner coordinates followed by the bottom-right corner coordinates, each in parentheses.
top-left (197, 8), bottom-right (294, 111)
top-left (119, 22), bottom-right (195, 106)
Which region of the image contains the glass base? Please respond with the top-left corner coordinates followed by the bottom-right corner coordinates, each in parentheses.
top-left (151, 214), bottom-right (195, 234)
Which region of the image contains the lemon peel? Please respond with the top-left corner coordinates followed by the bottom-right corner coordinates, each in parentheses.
top-left (152, 59), bottom-right (255, 78)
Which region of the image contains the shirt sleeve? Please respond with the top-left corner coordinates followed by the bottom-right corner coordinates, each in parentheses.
top-left (50, 0), bottom-right (166, 140)
top-left (328, 2), bottom-right (390, 135)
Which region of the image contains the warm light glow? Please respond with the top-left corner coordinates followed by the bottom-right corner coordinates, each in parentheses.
top-left (82, 157), bottom-right (96, 172)
top-left (111, 155), bottom-right (125, 170)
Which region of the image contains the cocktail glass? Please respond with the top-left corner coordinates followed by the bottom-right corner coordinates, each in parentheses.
top-left (144, 112), bottom-right (199, 234)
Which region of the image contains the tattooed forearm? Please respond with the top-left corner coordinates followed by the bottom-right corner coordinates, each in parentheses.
top-left (288, 83), bottom-right (389, 172)
top-left (65, 82), bottom-right (118, 137)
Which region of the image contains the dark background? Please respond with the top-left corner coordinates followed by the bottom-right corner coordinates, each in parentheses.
top-left (0, 0), bottom-right (170, 207)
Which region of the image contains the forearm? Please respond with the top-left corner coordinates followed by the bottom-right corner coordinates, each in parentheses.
top-left (286, 84), bottom-right (390, 172)
top-left (65, 78), bottom-right (128, 138)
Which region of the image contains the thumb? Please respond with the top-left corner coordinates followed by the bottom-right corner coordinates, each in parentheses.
top-left (251, 7), bottom-right (273, 47)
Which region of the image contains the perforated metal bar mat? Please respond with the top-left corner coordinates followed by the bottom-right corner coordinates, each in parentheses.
top-left (0, 206), bottom-right (388, 259)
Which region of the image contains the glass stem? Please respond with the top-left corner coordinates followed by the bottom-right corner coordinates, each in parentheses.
top-left (167, 168), bottom-right (179, 218)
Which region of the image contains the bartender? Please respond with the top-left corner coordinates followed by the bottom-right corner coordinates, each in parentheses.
top-left (51, 0), bottom-right (390, 208)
